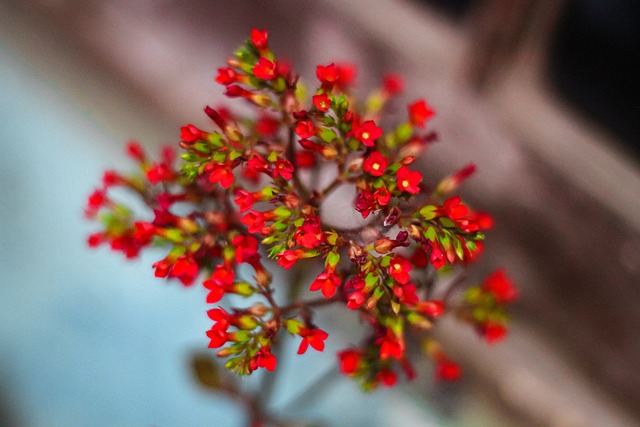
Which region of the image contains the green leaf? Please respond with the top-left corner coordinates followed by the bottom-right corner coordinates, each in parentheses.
top-left (439, 217), bottom-right (456, 228)
top-left (229, 150), bottom-right (242, 161)
top-left (365, 273), bottom-right (379, 288)
top-left (326, 251), bottom-right (340, 268)
top-left (274, 206), bottom-right (291, 218)
top-left (180, 152), bottom-right (200, 162)
top-left (424, 226), bottom-right (437, 242)
top-left (419, 205), bottom-right (437, 220)
top-left (319, 128), bottom-right (336, 143)
top-left (207, 133), bottom-right (224, 147)
top-left (453, 237), bottom-right (464, 260)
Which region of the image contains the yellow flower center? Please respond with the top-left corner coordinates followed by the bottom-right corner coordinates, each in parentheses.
top-left (361, 132), bottom-right (370, 140)
top-left (372, 163), bottom-right (380, 170)
top-left (402, 180), bottom-right (409, 188)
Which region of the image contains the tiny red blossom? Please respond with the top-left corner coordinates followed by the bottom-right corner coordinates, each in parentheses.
top-left (207, 163), bottom-right (234, 189)
top-left (480, 321), bottom-right (508, 344)
top-left (375, 369), bottom-right (398, 387)
top-left (297, 328), bottom-right (329, 354)
top-left (180, 124), bottom-right (205, 143)
top-left (338, 349), bottom-right (363, 375)
top-left (408, 99), bottom-right (435, 127)
top-left (435, 357), bottom-right (462, 381)
top-left (215, 67), bottom-right (237, 85)
top-left (250, 28), bottom-right (268, 51)
top-left (416, 300), bottom-right (445, 318)
top-left (363, 151), bottom-right (388, 176)
top-left (310, 271), bottom-right (341, 298)
top-left (273, 159), bottom-right (294, 180)
top-left (378, 334), bottom-right (404, 360)
top-left (312, 94), bottom-right (331, 112)
top-left (277, 249), bottom-right (306, 270)
top-left (232, 235), bottom-right (259, 264)
top-left (253, 57), bottom-right (277, 80)
top-left (126, 141), bottom-right (145, 162)
top-left (396, 166), bottom-right (422, 194)
top-left (353, 120), bottom-right (382, 147)
top-left (388, 256), bottom-right (412, 284)
top-left (383, 74), bottom-right (404, 95)
top-left (316, 63), bottom-right (339, 86)
top-left (482, 269), bottom-right (517, 304)
top-left (251, 346), bottom-right (277, 372)
top-left (204, 265), bottom-right (235, 304)
top-left (256, 115), bottom-right (280, 136)
top-left (170, 255), bottom-right (199, 286)
top-left (429, 242), bottom-right (446, 270)
top-left (294, 120), bottom-right (315, 139)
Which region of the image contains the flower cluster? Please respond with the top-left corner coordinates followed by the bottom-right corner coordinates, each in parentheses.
top-left (86, 29), bottom-right (516, 390)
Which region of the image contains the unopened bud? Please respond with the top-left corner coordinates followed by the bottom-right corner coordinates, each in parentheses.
top-left (246, 303), bottom-right (269, 317)
top-left (374, 238), bottom-right (394, 254)
top-left (383, 207), bottom-right (401, 227)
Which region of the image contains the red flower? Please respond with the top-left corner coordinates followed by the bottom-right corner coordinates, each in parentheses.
top-left (383, 74), bottom-right (404, 96)
top-left (378, 333), bottom-right (404, 360)
top-left (439, 196), bottom-right (469, 220)
top-left (86, 189), bottom-right (107, 215)
top-left (396, 166), bottom-right (422, 194)
top-left (146, 163), bottom-right (174, 184)
top-left (294, 216), bottom-right (324, 248)
top-left (316, 63), bottom-right (355, 89)
top-left (375, 369), bottom-right (398, 387)
top-left (206, 328), bottom-right (229, 348)
top-left (480, 321), bottom-right (508, 344)
top-left (482, 269), bottom-right (517, 304)
top-left (297, 328), bottom-right (329, 354)
top-left (232, 234), bottom-right (259, 264)
top-left (241, 210), bottom-right (269, 234)
top-left (434, 357), bottom-right (462, 381)
top-left (273, 159), bottom-right (294, 180)
top-left (353, 120), bottom-right (382, 147)
top-left (203, 265), bottom-right (235, 304)
top-left (363, 151), bottom-right (388, 176)
top-left (277, 249), bottom-right (306, 270)
top-left (338, 349), bottom-right (363, 375)
top-left (316, 63), bottom-right (339, 86)
top-left (312, 94), bottom-right (331, 112)
top-left (253, 57), bottom-right (277, 80)
top-left (250, 346), bottom-right (277, 372)
top-left (388, 256), bottom-right (412, 285)
top-left (215, 67), bottom-right (237, 85)
top-left (126, 141), bottom-right (145, 162)
top-left (247, 154), bottom-right (269, 175)
top-left (310, 271), bottom-right (341, 298)
top-left (207, 163), bottom-right (234, 189)
top-left (256, 115), bottom-right (279, 136)
top-left (295, 151), bottom-right (316, 168)
top-left (234, 189), bottom-right (257, 212)
top-left (250, 28), bottom-right (268, 51)
top-left (347, 290), bottom-right (367, 309)
top-left (429, 242), bottom-right (446, 270)
top-left (169, 255), bottom-right (199, 286)
top-left (336, 63), bottom-right (356, 87)
top-left (416, 300), bottom-right (445, 318)
top-left (294, 120), bottom-right (315, 139)
top-left (180, 124), bottom-right (205, 143)
top-left (408, 99), bottom-right (435, 127)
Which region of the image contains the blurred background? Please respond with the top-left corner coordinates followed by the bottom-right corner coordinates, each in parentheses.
top-left (1, 0), bottom-right (639, 426)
